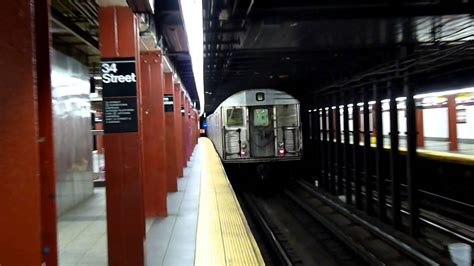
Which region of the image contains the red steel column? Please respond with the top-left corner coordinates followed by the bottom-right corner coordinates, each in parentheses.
top-left (140, 51), bottom-right (167, 216)
top-left (174, 84), bottom-right (184, 177)
top-left (416, 104), bottom-right (424, 148)
top-left (186, 101), bottom-right (192, 159)
top-left (184, 100), bottom-right (189, 160)
top-left (0, 0), bottom-right (57, 265)
top-left (164, 73), bottom-right (178, 191)
top-left (193, 110), bottom-right (198, 145)
top-left (99, 6), bottom-right (145, 265)
top-left (195, 112), bottom-right (198, 142)
top-left (37, 0), bottom-right (58, 263)
top-left (181, 91), bottom-right (188, 166)
top-left (447, 95), bottom-right (458, 151)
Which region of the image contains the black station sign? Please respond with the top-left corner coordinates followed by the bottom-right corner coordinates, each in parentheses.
top-left (103, 98), bottom-right (138, 133)
top-left (101, 57), bottom-right (139, 133)
top-left (163, 94), bottom-right (174, 112)
top-left (101, 58), bottom-right (137, 97)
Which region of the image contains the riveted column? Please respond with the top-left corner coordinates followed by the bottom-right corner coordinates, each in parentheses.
top-left (174, 84), bottom-right (184, 176)
top-left (447, 95), bottom-right (458, 151)
top-left (0, 0), bottom-right (57, 265)
top-left (140, 51), bottom-right (167, 216)
top-left (416, 100), bottom-right (424, 148)
top-left (164, 72), bottom-right (178, 192)
top-left (99, 5), bottom-right (145, 265)
top-left (186, 100), bottom-right (192, 160)
top-left (181, 91), bottom-right (188, 167)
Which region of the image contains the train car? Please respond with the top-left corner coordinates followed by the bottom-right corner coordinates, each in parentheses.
top-left (207, 89), bottom-right (302, 164)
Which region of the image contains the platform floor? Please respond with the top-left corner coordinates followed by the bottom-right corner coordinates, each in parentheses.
top-left (146, 138), bottom-right (263, 265)
top-left (58, 137), bottom-right (263, 266)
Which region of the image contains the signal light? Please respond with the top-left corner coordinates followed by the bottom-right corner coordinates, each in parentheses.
top-left (278, 148), bottom-right (285, 155)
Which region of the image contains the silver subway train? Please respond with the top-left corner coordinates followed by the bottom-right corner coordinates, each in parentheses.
top-left (207, 89), bottom-right (302, 163)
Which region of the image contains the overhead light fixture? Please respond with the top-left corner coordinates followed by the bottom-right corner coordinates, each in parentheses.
top-left (179, 0), bottom-right (204, 115)
top-left (414, 87), bottom-right (474, 99)
top-left (219, 9), bottom-right (229, 21)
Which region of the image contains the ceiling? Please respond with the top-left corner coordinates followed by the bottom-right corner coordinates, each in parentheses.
top-left (49, 0), bottom-right (474, 113)
top-left (202, 0), bottom-right (474, 112)
top-left (50, 0), bottom-right (200, 108)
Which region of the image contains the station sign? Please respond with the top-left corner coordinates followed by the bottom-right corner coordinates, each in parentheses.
top-left (163, 94), bottom-right (174, 112)
top-left (101, 58), bottom-right (137, 97)
top-left (101, 57), bottom-right (138, 133)
top-left (103, 98), bottom-right (138, 133)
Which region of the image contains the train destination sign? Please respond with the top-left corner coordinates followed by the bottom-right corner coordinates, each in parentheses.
top-left (103, 98), bottom-right (138, 133)
top-left (163, 94), bottom-right (174, 112)
top-left (101, 58), bottom-right (137, 97)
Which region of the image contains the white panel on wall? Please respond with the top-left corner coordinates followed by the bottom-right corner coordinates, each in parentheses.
top-left (382, 112), bottom-right (391, 135)
top-left (423, 108), bottom-right (449, 138)
top-left (398, 110), bottom-right (407, 136)
top-left (457, 105), bottom-right (474, 140)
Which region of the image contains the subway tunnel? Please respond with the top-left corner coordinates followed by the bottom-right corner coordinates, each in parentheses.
top-left (0, 0), bottom-right (473, 265)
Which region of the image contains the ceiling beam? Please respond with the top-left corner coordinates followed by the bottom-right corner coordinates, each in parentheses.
top-left (248, 2), bottom-right (474, 20)
top-left (51, 8), bottom-right (99, 52)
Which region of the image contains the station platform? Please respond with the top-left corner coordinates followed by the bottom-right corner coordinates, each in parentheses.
top-left (58, 138), bottom-right (263, 266)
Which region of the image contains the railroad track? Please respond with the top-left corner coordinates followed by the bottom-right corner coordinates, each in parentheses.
top-left (297, 179), bottom-right (473, 249)
top-left (240, 193), bottom-right (367, 265)
top-left (291, 179), bottom-right (460, 265)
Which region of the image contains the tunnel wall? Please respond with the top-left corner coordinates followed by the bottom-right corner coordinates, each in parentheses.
top-left (51, 50), bottom-right (93, 215)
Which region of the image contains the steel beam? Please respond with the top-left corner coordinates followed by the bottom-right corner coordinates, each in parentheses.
top-left (363, 86), bottom-right (374, 215)
top-left (353, 89), bottom-right (362, 209)
top-left (343, 91), bottom-right (352, 204)
top-left (389, 81), bottom-right (401, 229)
top-left (328, 97), bottom-right (336, 194)
top-left (51, 8), bottom-right (99, 52)
top-left (314, 103), bottom-right (322, 183)
top-left (374, 83), bottom-right (386, 221)
top-left (321, 100), bottom-right (328, 190)
top-left (335, 94), bottom-right (343, 195)
top-left (404, 76), bottom-right (419, 237)
top-left (248, 3), bottom-right (474, 20)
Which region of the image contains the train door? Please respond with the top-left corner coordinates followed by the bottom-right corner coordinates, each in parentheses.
top-left (223, 107), bottom-right (246, 159)
top-left (249, 106), bottom-right (275, 157)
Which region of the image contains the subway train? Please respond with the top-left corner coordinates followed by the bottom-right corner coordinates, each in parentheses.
top-left (206, 89), bottom-right (303, 183)
top-left (207, 89), bottom-right (302, 163)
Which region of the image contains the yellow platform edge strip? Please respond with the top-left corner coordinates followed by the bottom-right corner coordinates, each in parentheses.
top-left (195, 138), bottom-right (265, 266)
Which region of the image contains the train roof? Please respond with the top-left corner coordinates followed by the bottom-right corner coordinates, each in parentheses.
top-left (213, 89), bottom-right (299, 112)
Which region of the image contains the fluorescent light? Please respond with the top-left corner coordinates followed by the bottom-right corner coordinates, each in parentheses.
top-left (396, 97), bottom-right (407, 101)
top-left (414, 87), bottom-right (474, 99)
top-left (179, 0), bottom-right (204, 115)
top-left (148, 0), bottom-right (154, 13)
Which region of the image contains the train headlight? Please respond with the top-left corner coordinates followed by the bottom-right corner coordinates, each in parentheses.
top-left (278, 147), bottom-right (285, 155)
top-left (242, 143), bottom-right (247, 149)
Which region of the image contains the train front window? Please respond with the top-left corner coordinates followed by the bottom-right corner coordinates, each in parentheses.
top-left (253, 108), bottom-right (269, 126)
top-left (226, 108), bottom-right (243, 126)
